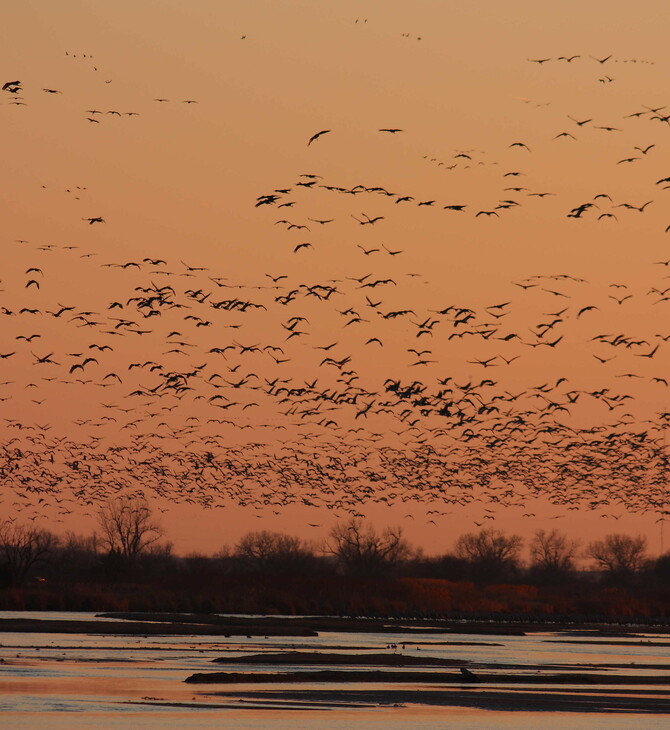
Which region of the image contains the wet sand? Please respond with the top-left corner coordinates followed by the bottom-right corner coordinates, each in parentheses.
top-left (185, 669), bottom-right (670, 685)
top-left (98, 613), bottom-right (529, 635)
top-left (545, 639), bottom-right (670, 647)
top-left (6, 612), bottom-right (669, 639)
top-left (0, 617), bottom-right (317, 636)
top-left (196, 687), bottom-right (670, 714)
top-left (212, 651), bottom-right (491, 666)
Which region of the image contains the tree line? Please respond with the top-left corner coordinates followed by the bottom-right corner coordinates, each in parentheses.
top-left (1, 497), bottom-right (668, 617)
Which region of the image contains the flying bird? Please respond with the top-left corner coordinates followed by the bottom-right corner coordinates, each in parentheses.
top-left (307, 129), bottom-right (330, 146)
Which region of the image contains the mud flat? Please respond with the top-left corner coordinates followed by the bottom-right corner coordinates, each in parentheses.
top-left (544, 639), bottom-right (670, 647)
top-left (0, 617), bottom-right (316, 636)
top-left (194, 687), bottom-right (670, 714)
top-left (212, 652), bottom-right (497, 666)
top-left (6, 612), bottom-right (670, 639)
top-left (97, 612), bottom-right (670, 636)
top-left (97, 612), bottom-right (529, 635)
top-left (185, 669), bottom-right (670, 685)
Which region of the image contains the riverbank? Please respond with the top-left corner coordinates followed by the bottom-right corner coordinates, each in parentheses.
top-left (2, 610), bottom-right (670, 721)
top-left (3, 612), bottom-right (670, 638)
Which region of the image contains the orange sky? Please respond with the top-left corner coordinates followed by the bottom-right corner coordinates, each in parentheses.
top-left (1, 1), bottom-right (670, 556)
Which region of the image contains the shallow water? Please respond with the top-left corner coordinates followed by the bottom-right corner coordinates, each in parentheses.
top-left (1, 612), bottom-right (669, 728)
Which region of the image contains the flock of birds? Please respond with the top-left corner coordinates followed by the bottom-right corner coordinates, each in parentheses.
top-left (2, 39), bottom-right (670, 530)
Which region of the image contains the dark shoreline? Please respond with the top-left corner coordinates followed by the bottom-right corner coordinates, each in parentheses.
top-left (3, 612), bottom-right (670, 637)
top-left (0, 617), bottom-right (317, 636)
top-left (98, 612), bottom-right (670, 635)
top-left (185, 669), bottom-right (670, 685)
top-left (193, 687), bottom-right (670, 714)
top-left (212, 652), bottom-right (498, 666)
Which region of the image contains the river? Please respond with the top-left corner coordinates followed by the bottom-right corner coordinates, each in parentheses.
top-left (1, 612), bottom-right (669, 728)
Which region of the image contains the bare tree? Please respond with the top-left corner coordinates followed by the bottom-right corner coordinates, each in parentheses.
top-left (587, 533), bottom-right (647, 576)
top-left (235, 531), bottom-right (315, 572)
top-left (0, 521), bottom-right (57, 587)
top-left (97, 496), bottom-right (163, 563)
top-left (455, 528), bottom-right (523, 581)
top-left (530, 529), bottom-right (579, 575)
top-left (456, 527), bottom-right (523, 563)
top-left (327, 518), bottom-right (411, 577)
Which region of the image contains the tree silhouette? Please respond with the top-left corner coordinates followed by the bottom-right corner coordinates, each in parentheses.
top-left (235, 531), bottom-right (315, 573)
top-left (0, 521), bottom-right (56, 587)
top-left (455, 528), bottom-right (523, 582)
top-left (587, 533), bottom-right (647, 577)
top-left (530, 529), bottom-right (579, 580)
top-left (327, 518), bottom-right (410, 577)
top-left (97, 496), bottom-right (163, 564)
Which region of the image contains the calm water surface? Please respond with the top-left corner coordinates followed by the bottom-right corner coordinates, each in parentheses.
top-left (1, 612), bottom-right (669, 728)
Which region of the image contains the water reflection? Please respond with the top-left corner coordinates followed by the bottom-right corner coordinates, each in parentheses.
top-left (1, 612), bottom-right (669, 728)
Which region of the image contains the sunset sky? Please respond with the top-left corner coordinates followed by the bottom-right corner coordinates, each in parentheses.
top-left (2, 1), bottom-right (670, 556)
